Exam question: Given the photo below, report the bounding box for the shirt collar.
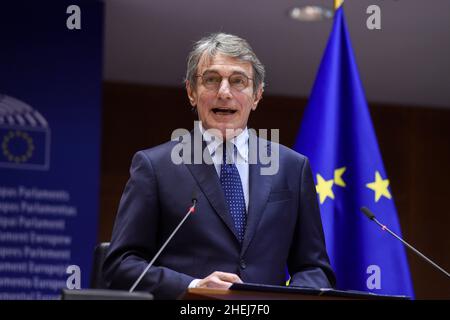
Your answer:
[199,122,249,161]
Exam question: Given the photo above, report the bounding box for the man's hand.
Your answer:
[196,271,243,289]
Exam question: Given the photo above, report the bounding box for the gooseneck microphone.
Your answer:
[360,206,450,279]
[129,190,199,293]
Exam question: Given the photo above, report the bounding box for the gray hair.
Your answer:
[185,33,265,94]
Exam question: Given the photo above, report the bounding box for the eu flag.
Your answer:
[0,127,50,170]
[294,6,414,297]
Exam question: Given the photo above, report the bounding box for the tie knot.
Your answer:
[222,142,236,165]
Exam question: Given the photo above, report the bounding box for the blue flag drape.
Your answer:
[293,6,414,297]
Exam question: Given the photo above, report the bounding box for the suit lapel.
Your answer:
[241,135,272,255]
[183,128,240,241]
[181,128,273,248]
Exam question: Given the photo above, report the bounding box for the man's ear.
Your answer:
[186,81,197,106]
[252,85,264,111]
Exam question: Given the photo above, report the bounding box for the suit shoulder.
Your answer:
[263,139,309,164]
[133,140,178,164]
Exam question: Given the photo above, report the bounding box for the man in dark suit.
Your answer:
[103,33,335,299]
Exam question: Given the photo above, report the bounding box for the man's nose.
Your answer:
[217,79,232,99]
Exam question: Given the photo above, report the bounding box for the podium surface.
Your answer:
[181,283,410,300]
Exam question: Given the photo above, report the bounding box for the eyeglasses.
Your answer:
[195,71,253,91]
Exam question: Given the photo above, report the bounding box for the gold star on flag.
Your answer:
[366,171,392,202]
[316,174,334,204]
[334,167,347,187]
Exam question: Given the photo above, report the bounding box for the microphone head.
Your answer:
[361,207,375,220]
[191,189,199,204]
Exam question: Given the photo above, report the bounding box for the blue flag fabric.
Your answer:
[293,7,414,297]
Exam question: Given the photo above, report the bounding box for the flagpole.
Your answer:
[334,0,344,10]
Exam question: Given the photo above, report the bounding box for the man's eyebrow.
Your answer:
[202,69,249,76]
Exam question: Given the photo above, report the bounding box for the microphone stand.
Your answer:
[129,199,197,293]
[361,207,450,279]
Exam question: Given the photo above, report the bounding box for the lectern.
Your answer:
[180,283,410,300]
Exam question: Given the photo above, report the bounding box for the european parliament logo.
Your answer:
[0,94,50,170]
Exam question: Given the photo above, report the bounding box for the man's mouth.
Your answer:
[212,108,237,115]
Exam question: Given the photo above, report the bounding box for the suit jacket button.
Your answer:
[240,259,247,269]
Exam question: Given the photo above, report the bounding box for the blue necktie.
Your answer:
[220,142,247,243]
